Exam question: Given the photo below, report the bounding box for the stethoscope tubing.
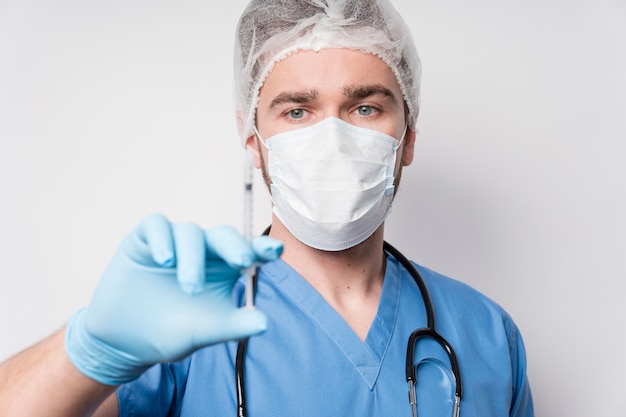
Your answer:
[235,238,463,416]
[384,241,463,413]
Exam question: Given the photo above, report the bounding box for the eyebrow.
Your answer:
[343,84,397,101]
[269,89,319,109]
[267,84,398,109]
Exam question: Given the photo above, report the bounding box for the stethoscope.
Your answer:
[235,238,463,417]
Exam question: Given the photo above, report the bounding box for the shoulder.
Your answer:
[412,262,511,319]
[407,262,526,352]
[406,263,534,415]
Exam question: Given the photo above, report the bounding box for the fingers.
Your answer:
[135,214,209,294]
[204,225,255,268]
[137,213,175,266]
[173,223,255,295]
[251,235,283,262]
[193,308,268,346]
[205,226,284,266]
[172,223,207,295]
[135,214,283,295]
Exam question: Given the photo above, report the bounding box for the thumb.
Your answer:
[193,308,268,347]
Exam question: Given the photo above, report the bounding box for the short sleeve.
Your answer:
[505,316,535,417]
[116,359,190,417]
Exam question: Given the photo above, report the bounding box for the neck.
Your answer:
[269,216,386,340]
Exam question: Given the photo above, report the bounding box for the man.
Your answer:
[0,1,534,416]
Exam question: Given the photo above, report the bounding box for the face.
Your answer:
[246,48,416,186]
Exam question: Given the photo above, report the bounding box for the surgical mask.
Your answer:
[255,117,405,251]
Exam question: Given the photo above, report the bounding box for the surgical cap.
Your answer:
[233,0,422,144]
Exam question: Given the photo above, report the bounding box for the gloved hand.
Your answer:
[65,213,282,385]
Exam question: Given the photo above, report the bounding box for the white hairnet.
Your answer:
[233,0,421,144]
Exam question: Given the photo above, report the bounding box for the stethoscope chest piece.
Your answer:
[236,240,463,417]
[407,345,462,417]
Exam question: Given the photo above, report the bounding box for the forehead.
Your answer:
[258,48,403,101]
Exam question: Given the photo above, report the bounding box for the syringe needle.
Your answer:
[243,147,255,309]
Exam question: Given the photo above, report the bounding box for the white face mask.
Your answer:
[256,117,405,251]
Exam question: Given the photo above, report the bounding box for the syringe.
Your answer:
[243,147,255,308]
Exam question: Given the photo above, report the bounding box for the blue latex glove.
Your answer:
[65,213,282,385]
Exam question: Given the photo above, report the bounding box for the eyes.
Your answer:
[287,108,307,120]
[285,105,379,121]
[355,105,375,117]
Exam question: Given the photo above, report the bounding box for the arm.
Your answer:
[0,213,282,416]
[0,330,116,417]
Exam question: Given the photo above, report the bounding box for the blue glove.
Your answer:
[65,213,282,385]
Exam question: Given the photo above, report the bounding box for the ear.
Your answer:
[245,134,263,169]
[401,127,417,166]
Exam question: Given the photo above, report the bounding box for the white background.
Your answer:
[1,0,624,415]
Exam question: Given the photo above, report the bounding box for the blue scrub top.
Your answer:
[117,255,534,416]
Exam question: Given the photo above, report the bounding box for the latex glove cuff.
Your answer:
[65,309,149,386]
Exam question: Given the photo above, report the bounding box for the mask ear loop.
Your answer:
[395,125,409,150]
[252,125,269,150]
